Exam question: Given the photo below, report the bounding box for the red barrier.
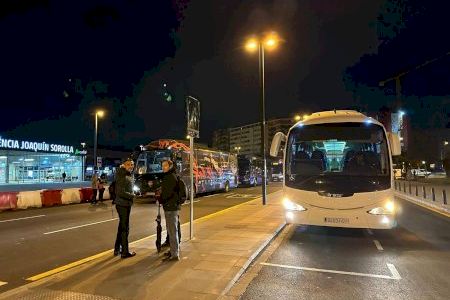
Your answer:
[0,192,18,210]
[41,190,62,207]
[79,188,93,203]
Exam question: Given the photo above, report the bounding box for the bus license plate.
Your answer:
[324,217,349,224]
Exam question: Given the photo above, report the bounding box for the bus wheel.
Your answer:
[189,185,197,200]
[224,181,230,193]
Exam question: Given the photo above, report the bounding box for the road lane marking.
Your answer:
[0,281,7,287]
[387,263,402,280]
[366,228,374,235]
[0,215,45,223]
[182,200,200,206]
[260,262,401,280]
[373,240,384,251]
[43,218,118,235]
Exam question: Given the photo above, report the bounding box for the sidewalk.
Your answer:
[0,190,285,300]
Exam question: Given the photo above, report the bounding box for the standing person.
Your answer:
[97,175,105,203]
[114,159,136,258]
[91,172,99,204]
[160,160,181,261]
[62,172,67,182]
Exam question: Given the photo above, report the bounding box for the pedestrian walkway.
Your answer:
[0,190,285,300]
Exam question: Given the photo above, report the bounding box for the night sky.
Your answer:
[1,0,448,149]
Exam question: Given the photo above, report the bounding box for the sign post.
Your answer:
[186,96,200,240]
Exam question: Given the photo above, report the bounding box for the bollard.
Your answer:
[431,187,435,202]
[443,190,447,205]
[415,184,419,197]
[403,182,407,193]
[408,182,412,194]
[423,186,426,199]
[394,181,397,190]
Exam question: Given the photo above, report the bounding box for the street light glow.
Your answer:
[263,33,279,50]
[96,110,105,117]
[294,115,301,121]
[444,141,449,146]
[245,39,258,52]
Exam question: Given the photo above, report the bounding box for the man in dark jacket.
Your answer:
[160,160,181,261]
[114,159,136,258]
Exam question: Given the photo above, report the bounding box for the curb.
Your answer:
[220,221,287,296]
[395,191,450,218]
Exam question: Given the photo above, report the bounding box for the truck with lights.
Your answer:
[270,110,401,229]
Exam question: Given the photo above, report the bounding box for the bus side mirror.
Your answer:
[387,132,401,156]
[270,132,287,157]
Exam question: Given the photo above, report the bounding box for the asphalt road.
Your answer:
[0,183,282,293]
[241,197,450,300]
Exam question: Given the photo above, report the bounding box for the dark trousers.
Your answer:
[115,205,131,254]
[98,188,105,202]
[91,189,98,203]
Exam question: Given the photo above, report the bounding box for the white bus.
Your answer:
[270,110,401,229]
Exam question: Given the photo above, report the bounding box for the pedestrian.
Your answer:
[159,160,181,261]
[91,172,98,204]
[113,159,136,258]
[97,175,106,203]
[62,172,66,182]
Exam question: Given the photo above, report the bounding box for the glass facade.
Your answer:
[0,150,83,184]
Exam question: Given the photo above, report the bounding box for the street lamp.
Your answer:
[294,115,301,122]
[244,31,281,205]
[234,146,241,155]
[94,110,105,173]
[81,142,86,181]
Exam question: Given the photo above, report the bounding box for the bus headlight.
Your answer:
[133,185,140,192]
[283,198,306,211]
[368,201,395,215]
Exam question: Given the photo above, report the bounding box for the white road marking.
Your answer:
[44,218,118,235]
[182,200,200,206]
[387,263,402,280]
[366,228,374,235]
[373,240,384,251]
[0,281,7,287]
[0,215,45,223]
[260,262,401,280]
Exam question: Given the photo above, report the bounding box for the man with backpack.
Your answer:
[159,159,185,261]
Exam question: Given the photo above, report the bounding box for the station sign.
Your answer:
[0,136,75,154]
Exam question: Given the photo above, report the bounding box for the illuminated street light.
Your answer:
[234,146,241,154]
[444,141,449,146]
[422,160,426,165]
[294,115,301,122]
[94,110,105,172]
[243,31,282,205]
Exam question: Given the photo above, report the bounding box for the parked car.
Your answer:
[410,169,431,177]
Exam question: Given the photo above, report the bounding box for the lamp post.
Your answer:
[94,110,104,172]
[245,32,280,205]
[81,142,86,181]
[234,146,241,155]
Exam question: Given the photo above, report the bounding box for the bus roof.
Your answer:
[291,110,383,129]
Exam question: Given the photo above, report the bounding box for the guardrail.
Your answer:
[394,180,449,214]
[0,187,110,211]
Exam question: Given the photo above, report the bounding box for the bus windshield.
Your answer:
[286,122,390,193]
[135,150,172,174]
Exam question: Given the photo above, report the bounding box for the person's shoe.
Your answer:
[121,252,136,259]
[163,255,180,262]
[113,249,121,256]
[161,241,170,248]
[163,251,171,257]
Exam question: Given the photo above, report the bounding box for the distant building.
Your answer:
[373,107,410,153]
[212,118,294,156]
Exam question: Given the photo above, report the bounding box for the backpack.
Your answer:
[176,176,188,204]
[109,181,116,203]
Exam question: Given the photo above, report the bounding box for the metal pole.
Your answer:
[189,136,194,239]
[259,42,267,205]
[94,113,98,172]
